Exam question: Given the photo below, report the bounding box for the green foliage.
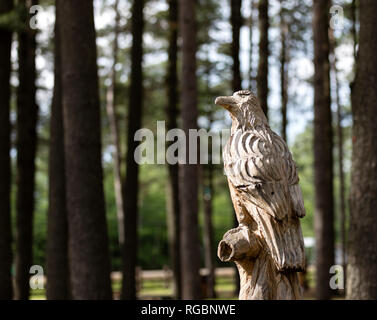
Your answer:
[291,124,315,237]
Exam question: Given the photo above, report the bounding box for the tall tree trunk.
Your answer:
[351,0,357,61]
[231,0,242,91]
[202,163,216,299]
[248,0,255,91]
[347,0,377,300]
[279,1,288,142]
[201,56,216,300]
[179,0,201,300]
[15,0,39,300]
[0,0,14,300]
[106,0,124,247]
[231,0,243,296]
[166,0,182,300]
[46,4,69,300]
[312,0,334,300]
[329,31,346,294]
[257,0,269,117]
[57,0,112,299]
[121,0,144,300]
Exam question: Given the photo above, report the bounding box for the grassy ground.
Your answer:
[30,268,320,300]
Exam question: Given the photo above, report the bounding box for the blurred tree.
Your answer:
[230,0,242,296]
[0,0,13,300]
[201,141,216,299]
[121,0,144,300]
[329,30,346,292]
[231,0,242,91]
[351,0,357,61]
[57,0,112,299]
[277,0,311,143]
[105,0,125,248]
[165,0,182,299]
[200,51,216,299]
[248,0,255,91]
[46,3,69,300]
[347,0,377,300]
[196,0,226,298]
[257,0,269,117]
[312,0,334,300]
[15,0,38,300]
[179,0,202,300]
[279,0,288,142]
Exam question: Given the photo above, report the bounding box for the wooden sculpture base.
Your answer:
[218,226,303,300]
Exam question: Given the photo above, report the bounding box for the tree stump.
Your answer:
[216,90,306,300]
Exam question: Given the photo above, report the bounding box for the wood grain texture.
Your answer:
[216,90,306,300]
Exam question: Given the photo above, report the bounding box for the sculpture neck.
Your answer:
[230,112,269,133]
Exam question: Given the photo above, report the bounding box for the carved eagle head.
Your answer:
[215,90,268,130]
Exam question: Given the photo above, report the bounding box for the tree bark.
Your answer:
[257,0,269,117]
[248,0,255,91]
[312,0,334,300]
[347,0,377,300]
[0,0,14,300]
[106,0,125,247]
[46,4,70,300]
[231,0,242,91]
[329,31,346,293]
[351,0,357,61]
[202,163,216,298]
[179,0,202,300]
[279,1,288,143]
[231,0,243,296]
[57,0,112,299]
[166,0,182,300]
[15,0,39,300]
[121,0,144,300]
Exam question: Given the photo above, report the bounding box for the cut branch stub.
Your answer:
[218,226,260,262]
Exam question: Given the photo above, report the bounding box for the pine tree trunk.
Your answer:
[202,164,216,299]
[15,0,39,300]
[166,0,182,300]
[57,0,112,299]
[351,0,357,61]
[179,0,201,300]
[257,0,269,117]
[329,31,346,293]
[248,0,255,91]
[312,0,334,300]
[347,0,377,300]
[0,0,14,300]
[46,5,69,300]
[231,0,243,296]
[121,0,144,300]
[279,1,288,143]
[106,0,125,247]
[231,0,242,91]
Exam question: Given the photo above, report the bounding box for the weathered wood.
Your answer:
[216,90,306,300]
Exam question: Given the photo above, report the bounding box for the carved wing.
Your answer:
[224,127,306,271]
[224,127,306,221]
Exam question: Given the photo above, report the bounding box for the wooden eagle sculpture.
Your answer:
[215,90,306,300]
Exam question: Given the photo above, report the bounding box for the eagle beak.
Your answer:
[215,96,238,112]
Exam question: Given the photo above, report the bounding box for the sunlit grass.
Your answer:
[29,269,318,300]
